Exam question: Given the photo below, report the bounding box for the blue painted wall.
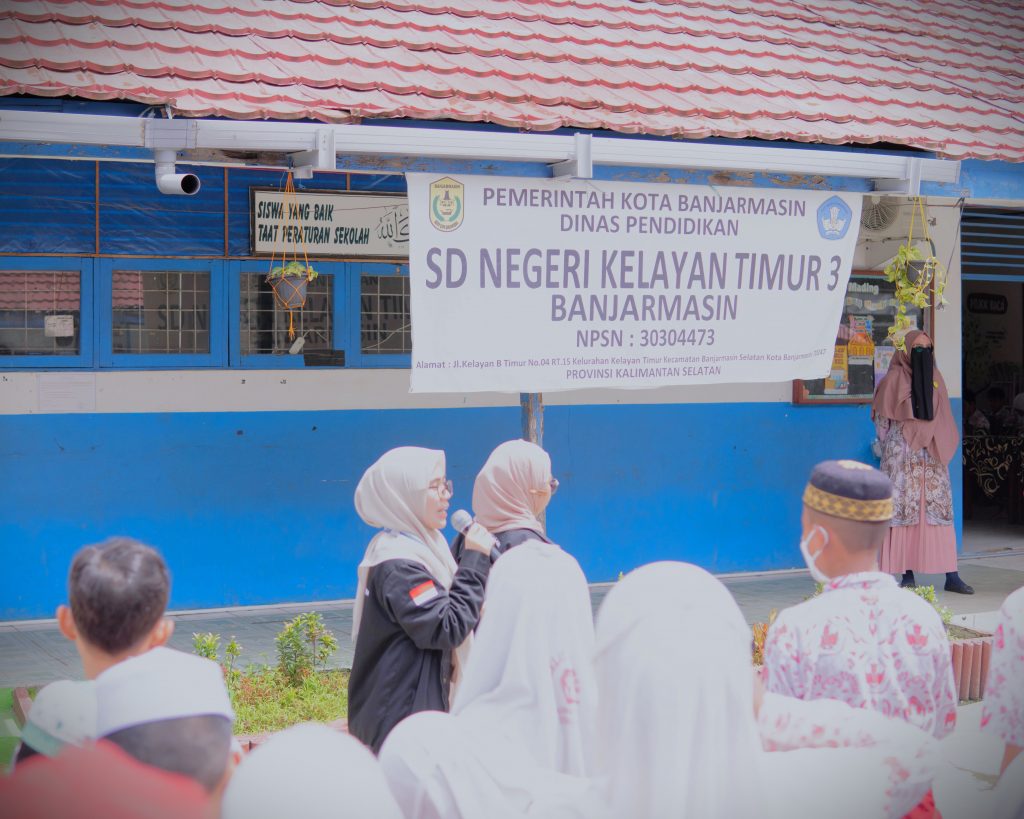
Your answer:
[0,400,964,620]
[0,158,405,256]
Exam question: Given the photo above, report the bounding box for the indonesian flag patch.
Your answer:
[409,580,439,607]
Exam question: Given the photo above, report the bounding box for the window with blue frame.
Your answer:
[0,256,411,370]
[240,270,333,355]
[0,269,82,354]
[348,261,411,368]
[97,259,226,368]
[0,257,93,367]
[111,270,210,354]
[361,264,411,355]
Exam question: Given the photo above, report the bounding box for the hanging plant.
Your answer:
[883,197,948,350]
[267,260,318,310]
[265,172,317,338]
[267,259,319,283]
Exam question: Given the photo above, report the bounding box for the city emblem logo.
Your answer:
[429,177,464,232]
[817,195,853,240]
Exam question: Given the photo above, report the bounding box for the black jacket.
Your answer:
[450,526,552,564]
[347,549,491,753]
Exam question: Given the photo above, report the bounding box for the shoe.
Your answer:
[944,578,975,595]
[899,571,916,589]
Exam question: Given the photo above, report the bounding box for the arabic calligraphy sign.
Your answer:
[250,189,409,257]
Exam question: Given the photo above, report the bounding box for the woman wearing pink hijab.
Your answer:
[452,439,560,562]
[872,330,972,593]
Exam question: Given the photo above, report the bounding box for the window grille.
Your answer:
[962,207,1024,278]
[111,271,210,354]
[361,273,411,354]
[240,273,333,355]
[0,270,81,355]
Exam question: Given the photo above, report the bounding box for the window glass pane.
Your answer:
[111,270,210,354]
[0,270,81,356]
[361,274,410,354]
[239,273,333,355]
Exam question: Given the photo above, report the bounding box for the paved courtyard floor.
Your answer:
[2,553,1022,688]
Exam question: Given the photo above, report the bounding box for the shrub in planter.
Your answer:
[275,612,338,686]
[191,616,346,741]
[751,609,778,667]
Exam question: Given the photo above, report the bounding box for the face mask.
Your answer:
[799,525,831,584]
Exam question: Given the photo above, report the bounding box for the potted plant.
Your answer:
[266,260,318,309]
[883,200,948,347]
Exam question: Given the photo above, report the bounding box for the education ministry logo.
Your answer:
[429,176,464,232]
[817,195,853,240]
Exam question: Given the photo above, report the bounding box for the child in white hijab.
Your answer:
[586,562,939,819]
[222,723,402,819]
[378,542,597,818]
[348,446,494,753]
[453,440,558,562]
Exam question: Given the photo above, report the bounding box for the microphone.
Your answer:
[451,509,501,560]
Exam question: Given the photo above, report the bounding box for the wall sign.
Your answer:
[967,293,1008,315]
[44,315,75,338]
[406,174,862,394]
[250,189,408,257]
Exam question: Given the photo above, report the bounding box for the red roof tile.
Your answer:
[0,0,1022,160]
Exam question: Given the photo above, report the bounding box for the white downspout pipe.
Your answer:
[154,148,201,195]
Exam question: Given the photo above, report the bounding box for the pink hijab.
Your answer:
[472,440,551,534]
[872,330,959,465]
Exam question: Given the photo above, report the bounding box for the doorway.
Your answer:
[961,207,1024,553]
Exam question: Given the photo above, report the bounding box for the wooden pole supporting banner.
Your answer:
[520,392,544,446]
[521,391,545,526]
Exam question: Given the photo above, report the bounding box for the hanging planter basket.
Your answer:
[883,197,948,349]
[267,262,317,309]
[265,171,320,341]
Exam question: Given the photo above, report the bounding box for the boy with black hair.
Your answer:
[57,537,174,679]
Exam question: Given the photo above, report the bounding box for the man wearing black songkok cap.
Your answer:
[763,460,958,749]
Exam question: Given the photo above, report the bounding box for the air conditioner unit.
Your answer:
[860,196,914,239]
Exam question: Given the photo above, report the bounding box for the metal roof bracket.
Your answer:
[143,118,199,151]
[550,133,593,179]
[288,128,337,179]
[871,157,924,195]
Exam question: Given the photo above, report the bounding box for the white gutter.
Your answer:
[0,110,960,194]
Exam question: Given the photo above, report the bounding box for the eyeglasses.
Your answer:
[530,478,559,496]
[427,478,453,498]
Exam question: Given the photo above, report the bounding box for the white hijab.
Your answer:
[590,562,938,819]
[379,543,597,818]
[352,447,458,648]
[472,440,551,535]
[222,723,402,819]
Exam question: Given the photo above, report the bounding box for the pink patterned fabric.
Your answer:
[758,693,939,818]
[764,572,957,739]
[876,417,957,573]
[981,586,1024,748]
[880,519,958,574]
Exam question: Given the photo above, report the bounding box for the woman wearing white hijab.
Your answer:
[452,440,559,562]
[348,447,494,753]
[222,723,402,819]
[586,562,939,819]
[379,542,597,818]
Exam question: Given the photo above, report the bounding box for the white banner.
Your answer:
[407,174,862,393]
[251,190,408,257]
